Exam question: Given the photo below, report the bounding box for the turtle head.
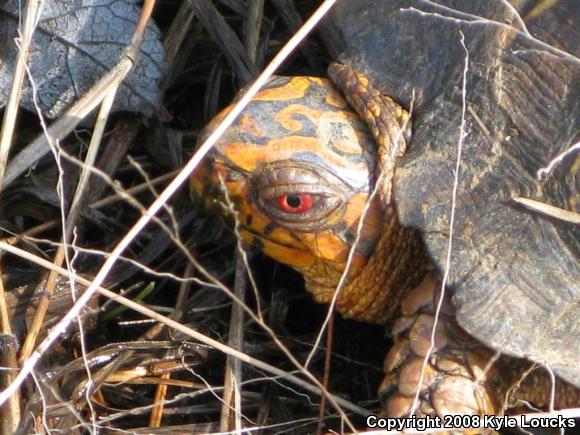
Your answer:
[192,75,424,323]
[192,77,388,304]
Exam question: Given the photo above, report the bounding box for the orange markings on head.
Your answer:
[273,104,320,132]
[272,103,368,159]
[325,90,349,109]
[239,113,267,138]
[221,136,368,177]
[192,75,386,295]
[252,76,311,101]
[221,138,312,173]
[317,111,371,155]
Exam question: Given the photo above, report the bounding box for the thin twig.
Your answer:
[148,261,195,427]
[409,30,469,416]
[0,0,155,405]
[219,174,264,321]
[0,2,364,430]
[18,25,120,364]
[220,252,247,432]
[0,2,44,429]
[537,141,579,180]
[316,311,335,434]
[0,240,369,417]
[512,197,580,224]
[18,247,66,361]
[0,0,43,184]
[0,273,21,433]
[304,92,415,369]
[0,0,359,429]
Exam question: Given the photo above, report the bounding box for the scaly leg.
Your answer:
[380,274,579,420]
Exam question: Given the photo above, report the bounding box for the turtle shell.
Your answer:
[325,0,580,386]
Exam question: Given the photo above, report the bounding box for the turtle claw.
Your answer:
[380,274,498,420]
[431,375,494,416]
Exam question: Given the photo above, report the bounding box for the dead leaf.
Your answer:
[0,0,165,118]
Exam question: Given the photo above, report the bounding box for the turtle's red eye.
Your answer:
[276,194,313,213]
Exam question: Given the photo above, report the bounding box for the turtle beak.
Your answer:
[237,227,317,268]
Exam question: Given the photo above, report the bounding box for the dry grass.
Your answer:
[0,1,578,434]
[0,1,382,433]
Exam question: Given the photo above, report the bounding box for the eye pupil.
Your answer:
[286,195,301,208]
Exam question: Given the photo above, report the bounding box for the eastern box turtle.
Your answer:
[192,0,579,421]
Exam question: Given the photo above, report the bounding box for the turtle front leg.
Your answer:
[379,274,497,418]
[380,274,579,419]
